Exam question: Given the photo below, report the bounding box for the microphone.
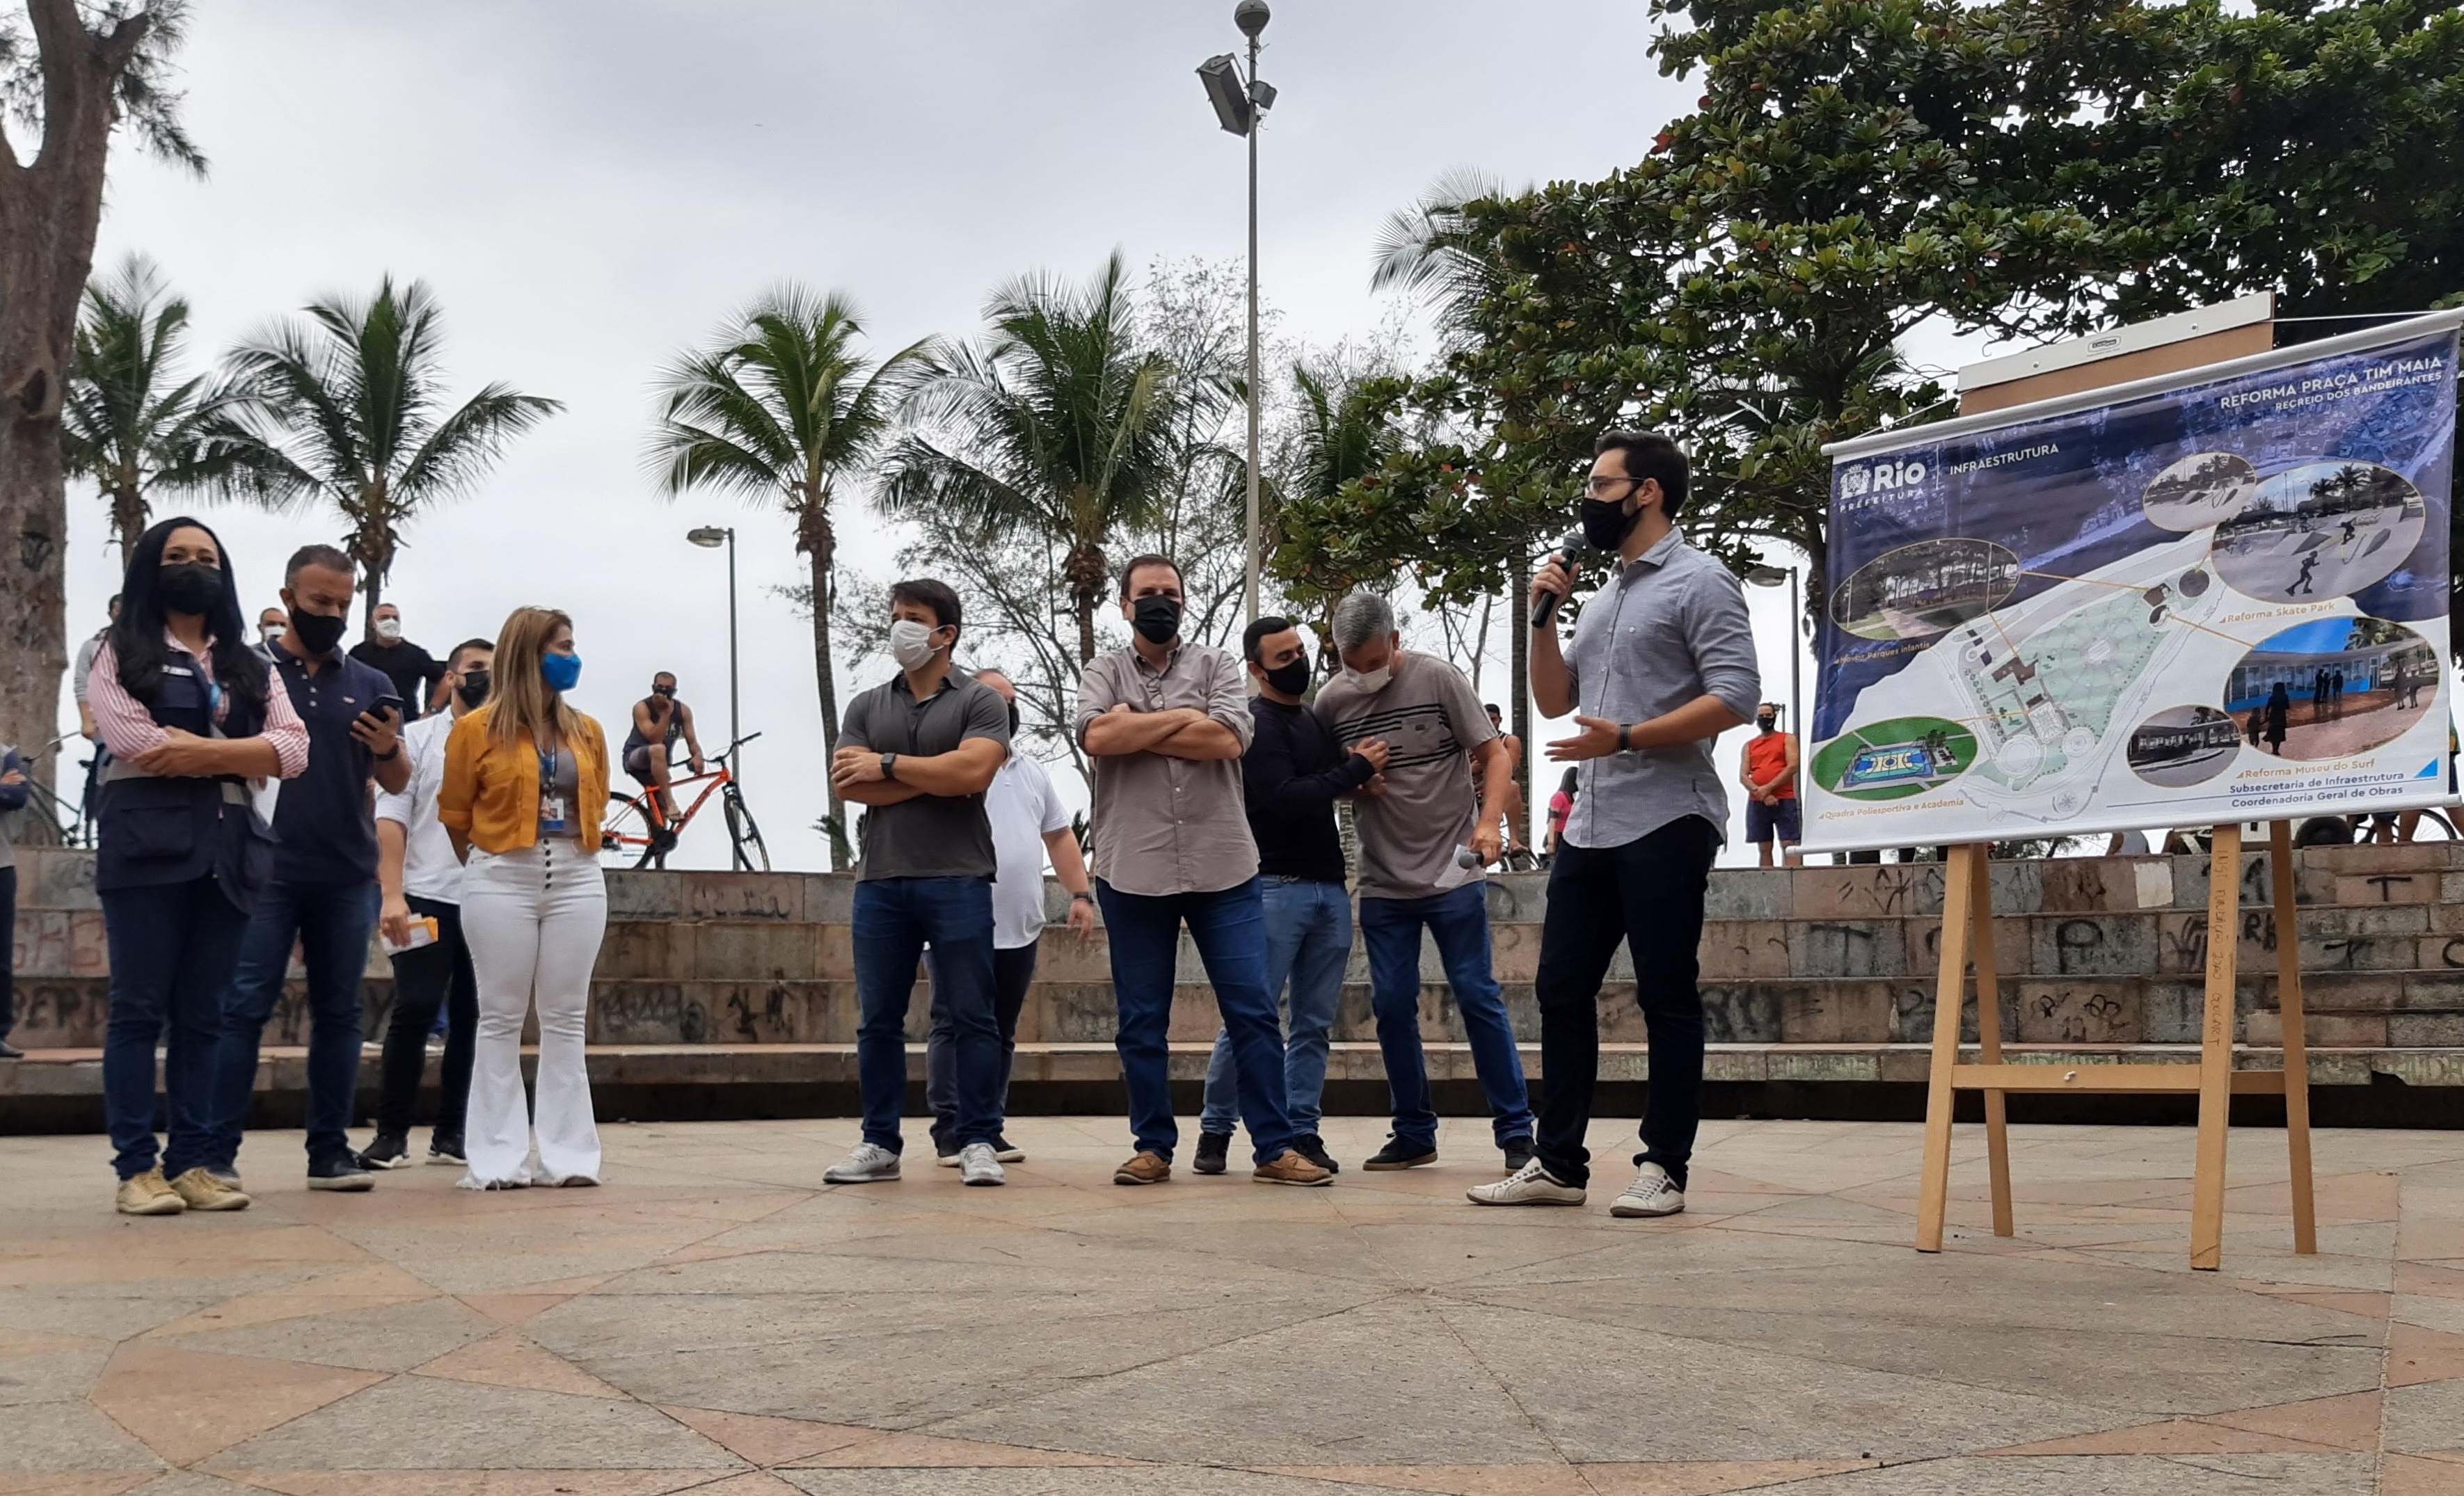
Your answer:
[1528,526,1591,631]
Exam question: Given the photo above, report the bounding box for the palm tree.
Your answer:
[206,276,561,632]
[647,285,932,870]
[60,254,243,569]
[1369,168,1512,346]
[1278,360,1399,663]
[878,252,1183,666]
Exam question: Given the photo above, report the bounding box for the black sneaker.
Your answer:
[934,1138,963,1169]
[0,1040,23,1059]
[308,1152,374,1192]
[992,1135,1026,1163]
[427,1132,466,1165]
[1192,1131,1232,1176]
[1364,1136,1438,1171]
[1294,1133,1340,1175]
[357,1131,411,1170]
[1502,1136,1536,1174]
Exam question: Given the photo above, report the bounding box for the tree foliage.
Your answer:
[647,285,932,869]
[1313,0,2464,626]
[205,276,562,635]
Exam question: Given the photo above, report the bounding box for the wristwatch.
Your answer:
[1070,891,1095,905]
[1615,724,1632,752]
[880,753,898,781]
[374,743,401,763]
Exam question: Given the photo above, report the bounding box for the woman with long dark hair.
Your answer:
[85,518,308,1215]
[438,606,611,1188]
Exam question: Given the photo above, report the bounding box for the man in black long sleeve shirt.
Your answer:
[1192,618,1389,1177]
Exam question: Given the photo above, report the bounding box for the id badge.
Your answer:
[541,795,569,831]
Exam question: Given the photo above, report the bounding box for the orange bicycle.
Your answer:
[601,732,770,871]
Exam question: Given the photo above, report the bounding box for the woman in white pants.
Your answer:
[437,606,611,1189]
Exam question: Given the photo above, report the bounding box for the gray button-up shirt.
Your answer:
[1075,641,1259,897]
[1564,530,1761,849]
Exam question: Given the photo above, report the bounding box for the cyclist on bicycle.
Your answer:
[623,672,704,822]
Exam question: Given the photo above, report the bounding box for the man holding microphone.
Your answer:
[1469,431,1758,1218]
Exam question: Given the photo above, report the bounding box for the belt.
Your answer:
[100,758,252,805]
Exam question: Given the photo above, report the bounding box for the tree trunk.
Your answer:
[111,480,146,575]
[1063,536,1108,665]
[0,5,153,800]
[798,500,851,870]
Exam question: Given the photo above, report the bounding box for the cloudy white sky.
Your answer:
[61,0,1834,868]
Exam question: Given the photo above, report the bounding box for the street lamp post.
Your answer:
[1745,561,1803,738]
[1199,1,1276,623]
[686,525,740,777]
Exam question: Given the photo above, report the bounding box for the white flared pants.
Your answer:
[459,841,607,1187]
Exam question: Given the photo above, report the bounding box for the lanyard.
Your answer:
[537,745,559,784]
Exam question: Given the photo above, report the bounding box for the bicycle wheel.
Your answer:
[723,788,771,873]
[602,790,676,870]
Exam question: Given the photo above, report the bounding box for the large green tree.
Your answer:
[647,286,932,870]
[61,253,241,569]
[0,0,197,783]
[208,276,562,636]
[877,252,1186,667]
[1318,0,2464,633]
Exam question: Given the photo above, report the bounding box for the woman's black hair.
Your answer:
[1559,767,1579,793]
[111,515,269,706]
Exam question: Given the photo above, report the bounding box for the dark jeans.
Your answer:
[852,876,1002,1153]
[1095,875,1293,1165]
[1534,815,1716,1191]
[210,878,381,1168]
[1359,882,1534,1151]
[372,896,478,1139]
[0,864,15,1043]
[924,941,1038,1148]
[101,879,249,1180]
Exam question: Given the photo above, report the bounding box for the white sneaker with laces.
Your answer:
[1466,1157,1586,1207]
[958,1142,1006,1187]
[1610,1162,1685,1218]
[824,1143,901,1184]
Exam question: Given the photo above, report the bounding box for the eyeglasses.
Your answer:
[1583,476,1642,498]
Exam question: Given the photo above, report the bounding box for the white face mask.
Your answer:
[888,618,943,671]
[1343,663,1393,694]
[374,619,403,642]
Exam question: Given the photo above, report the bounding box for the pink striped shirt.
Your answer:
[85,632,310,779]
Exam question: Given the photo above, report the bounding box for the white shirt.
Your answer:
[988,752,1072,950]
[375,711,463,903]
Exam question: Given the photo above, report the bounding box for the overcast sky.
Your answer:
[62,1,1832,868]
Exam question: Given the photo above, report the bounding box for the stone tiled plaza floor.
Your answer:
[4,1117,2462,1495]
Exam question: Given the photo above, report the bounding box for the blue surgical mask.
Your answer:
[541,651,582,694]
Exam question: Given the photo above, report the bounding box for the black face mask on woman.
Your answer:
[157,562,221,617]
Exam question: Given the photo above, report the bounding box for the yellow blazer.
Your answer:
[438,703,610,856]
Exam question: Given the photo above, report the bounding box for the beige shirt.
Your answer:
[1074,641,1258,897]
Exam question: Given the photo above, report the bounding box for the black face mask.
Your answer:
[288,609,347,656]
[456,670,491,708]
[1757,715,1777,733]
[1006,700,1022,735]
[1262,658,1311,697]
[652,685,675,699]
[1131,595,1182,645]
[1581,495,1642,551]
[157,562,221,616]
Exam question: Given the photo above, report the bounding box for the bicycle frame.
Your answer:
[601,732,762,858]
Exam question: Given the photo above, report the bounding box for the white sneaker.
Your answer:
[958,1142,1006,1187]
[824,1143,901,1184]
[1609,1162,1685,1218]
[1466,1157,1586,1207]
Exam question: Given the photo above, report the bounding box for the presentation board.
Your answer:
[1805,312,2461,853]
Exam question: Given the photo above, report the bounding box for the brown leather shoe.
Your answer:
[1113,1151,1171,1186]
[1253,1149,1334,1187]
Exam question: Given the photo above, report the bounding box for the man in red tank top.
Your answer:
[1740,703,1799,866]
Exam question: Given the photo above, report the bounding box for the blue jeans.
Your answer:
[1097,876,1292,1165]
[210,878,381,1168]
[852,877,1001,1153]
[101,880,250,1181]
[1359,882,1534,1151]
[1199,877,1351,1138]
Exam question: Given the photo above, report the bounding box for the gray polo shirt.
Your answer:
[1074,641,1257,897]
[1564,530,1760,850]
[838,671,1010,881]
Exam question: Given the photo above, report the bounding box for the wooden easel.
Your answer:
[1914,822,2316,1268]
